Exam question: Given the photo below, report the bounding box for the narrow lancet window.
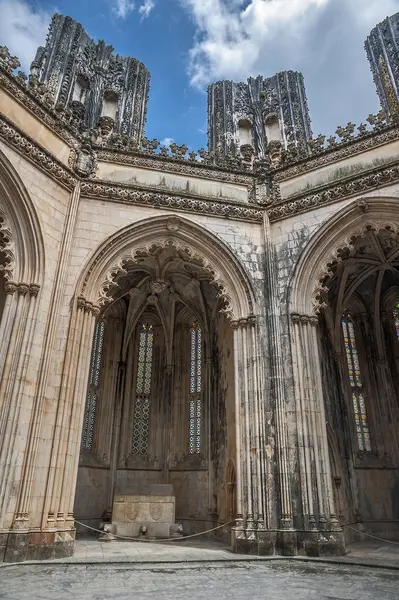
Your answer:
[189,322,202,454]
[341,313,371,452]
[132,323,154,455]
[82,320,105,450]
[393,303,399,341]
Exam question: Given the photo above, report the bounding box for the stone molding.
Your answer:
[0,71,78,149]
[78,215,255,322]
[3,65,399,224]
[0,67,254,183]
[269,159,399,221]
[0,116,77,190]
[0,115,262,223]
[273,125,399,182]
[96,149,255,186]
[80,181,264,222]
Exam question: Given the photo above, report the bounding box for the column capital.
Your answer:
[77,295,101,316]
[291,313,317,325]
[232,315,257,329]
[4,281,17,295]
[29,283,41,297]
[17,282,30,296]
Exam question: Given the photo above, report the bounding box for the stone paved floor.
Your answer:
[46,537,399,568]
[1,561,399,600]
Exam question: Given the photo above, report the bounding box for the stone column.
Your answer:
[0,282,40,532]
[52,298,98,528]
[231,316,269,554]
[290,313,343,556]
[263,214,294,555]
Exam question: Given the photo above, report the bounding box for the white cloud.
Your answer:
[139,0,155,19]
[181,0,399,135]
[161,137,174,146]
[114,0,135,19]
[0,0,51,72]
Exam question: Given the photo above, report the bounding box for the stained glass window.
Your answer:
[82,320,105,450]
[189,322,202,454]
[132,323,154,455]
[341,313,371,452]
[394,303,399,341]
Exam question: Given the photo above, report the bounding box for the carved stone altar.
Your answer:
[112,484,176,538]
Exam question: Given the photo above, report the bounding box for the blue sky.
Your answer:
[1,0,399,151]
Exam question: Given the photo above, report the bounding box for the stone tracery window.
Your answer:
[132,323,154,455]
[82,320,105,450]
[393,303,399,341]
[189,321,202,454]
[341,313,371,452]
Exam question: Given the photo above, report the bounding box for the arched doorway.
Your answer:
[290,198,399,544]
[73,239,237,533]
[47,215,265,543]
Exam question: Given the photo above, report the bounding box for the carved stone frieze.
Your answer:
[268,159,399,221]
[0,70,77,149]
[80,181,264,222]
[95,149,255,186]
[274,125,399,182]
[0,116,77,190]
[0,209,15,281]
[311,222,399,313]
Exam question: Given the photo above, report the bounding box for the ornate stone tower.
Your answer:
[365,12,399,119]
[207,71,313,162]
[30,13,150,146]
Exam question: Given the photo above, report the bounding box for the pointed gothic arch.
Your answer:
[290,197,399,317]
[47,214,265,539]
[289,196,399,543]
[0,149,44,287]
[77,214,256,321]
[0,149,45,533]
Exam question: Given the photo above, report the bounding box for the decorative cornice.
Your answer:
[274,124,399,182]
[3,65,399,226]
[0,116,77,190]
[96,149,255,186]
[268,159,399,221]
[80,181,264,222]
[0,114,261,222]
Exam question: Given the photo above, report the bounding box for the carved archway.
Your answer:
[49,214,264,537]
[0,149,44,287]
[77,215,256,321]
[0,149,45,533]
[290,197,399,316]
[289,197,399,542]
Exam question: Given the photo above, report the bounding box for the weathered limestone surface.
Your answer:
[113,486,176,538]
[1,11,399,564]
